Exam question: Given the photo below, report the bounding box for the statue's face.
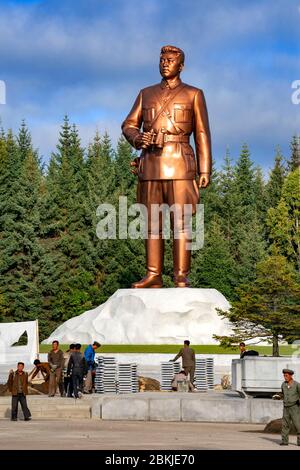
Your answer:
[159,52,183,79]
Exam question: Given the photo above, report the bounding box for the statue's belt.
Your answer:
[163,134,190,143]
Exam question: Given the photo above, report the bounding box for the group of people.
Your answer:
[169,340,300,446]
[37,340,101,398]
[5,338,300,446]
[6,339,101,421]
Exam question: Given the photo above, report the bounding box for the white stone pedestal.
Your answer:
[43,288,232,345]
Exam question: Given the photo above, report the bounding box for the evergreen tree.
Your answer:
[229,144,265,283]
[39,117,94,328]
[233,215,266,283]
[214,255,300,356]
[86,130,115,206]
[108,135,146,289]
[17,120,33,162]
[85,130,116,305]
[0,129,45,326]
[265,146,286,210]
[253,165,267,223]
[267,168,300,272]
[191,217,237,299]
[287,135,300,172]
[218,148,236,242]
[113,135,137,199]
[232,143,256,208]
[200,160,222,224]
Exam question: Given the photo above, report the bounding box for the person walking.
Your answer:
[171,340,196,385]
[280,368,300,446]
[67,344,88,399]
[83,341,101,394]
[48,340,64,397]
[7,362,31,421]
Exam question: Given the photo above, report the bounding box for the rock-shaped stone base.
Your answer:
[43,288,232,345]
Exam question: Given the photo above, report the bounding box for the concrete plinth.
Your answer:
[181,397,250,423]
[101,396,149,421]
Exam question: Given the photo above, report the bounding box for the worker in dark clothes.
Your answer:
[7,362,31,421]
[67,343,88,399]
[171,340,196,385]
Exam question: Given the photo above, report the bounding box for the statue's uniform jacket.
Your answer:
[122,77,212,181]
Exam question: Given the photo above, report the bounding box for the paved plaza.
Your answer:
[0,419,299,450]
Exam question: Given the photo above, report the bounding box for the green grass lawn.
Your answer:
[39,344,295,355]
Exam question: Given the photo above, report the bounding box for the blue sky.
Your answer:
[0,0,299,172]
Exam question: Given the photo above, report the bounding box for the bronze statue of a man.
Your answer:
[122,45,212,288]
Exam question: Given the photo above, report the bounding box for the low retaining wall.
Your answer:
[91,392,283,424]
[0,393,283,423]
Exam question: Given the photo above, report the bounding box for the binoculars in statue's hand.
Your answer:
[141,129,165,149]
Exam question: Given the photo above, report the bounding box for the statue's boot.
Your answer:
[173,237,191,288]
[132,238,164,288]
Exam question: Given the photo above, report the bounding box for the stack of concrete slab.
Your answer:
[95,357,117,394]
[195,358,215,391]
[95,357,139,394]
[206,358,214,389]
[160,362,181,390]
[117,363,139,394]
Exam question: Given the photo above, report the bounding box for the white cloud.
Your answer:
[0,0,298,168]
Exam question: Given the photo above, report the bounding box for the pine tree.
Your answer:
[190,217,237,299]
[287,135,300,172]
[107,135,146,289]
[233,214,266,283]
[85,130,116,305]
[113,135,137,200]
[39,117,94,328]
[200,160,222,224]
[265,146,286,210]
[267,168,300,272]
[17,120,33,162]
[0,128,45,326]
[232,143,256,208]
[214,255,300,356]
[229,144,265,283]
[253,166,267,223]
[218,148,237,242]
[86,130,115,207]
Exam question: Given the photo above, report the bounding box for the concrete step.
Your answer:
[0,397,91,419]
